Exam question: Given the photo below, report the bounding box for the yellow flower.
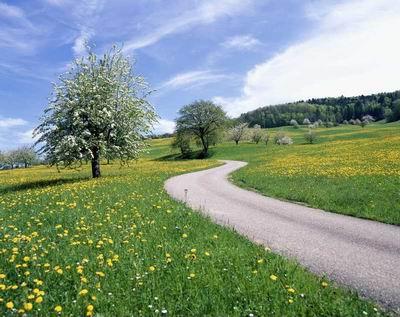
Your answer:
[189,273,195,278]
[257,259,264,264]
[6,301,14,309]
[0,274,5,279]
[54,305,62,313]
[288,299,294,304]
[182,233,188,238]
[87,304,94,311]
[35,296,43,303]
[148,266,156,272]
[321,281,328,288]
[23,256,30,262]
[204,251,210,256]
[79,289,88,296]
[288,288,295,293]
[269,274,278,281]
[56,268,63,274]
[24,302,33,311]
[95,271,105,277]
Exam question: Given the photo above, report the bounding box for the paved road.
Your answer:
[165,160,400,311]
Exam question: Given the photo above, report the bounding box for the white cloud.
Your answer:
[222,35,261,50]
[215,0,400,117]
[17,129,37,144]
[124,0,254,51]
[0,2,24,19]
[160,70,230,90]
[153,119,175,135]
[0,117,27,128]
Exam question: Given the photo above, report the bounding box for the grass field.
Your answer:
[0,141,386,316]
[206,122,399,225]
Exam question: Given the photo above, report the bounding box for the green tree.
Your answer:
[175,100,227,157]
[35,46,157,178]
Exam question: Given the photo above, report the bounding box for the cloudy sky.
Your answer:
[1,0,399,149]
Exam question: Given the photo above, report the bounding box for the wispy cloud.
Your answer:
[215,0,400,116]
[124,0,254,51]
[153,119,176,135]
[160,70,230,90]
[222,35,261,50]
[0,117,27,128]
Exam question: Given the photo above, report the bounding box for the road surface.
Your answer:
[165,160,400,311]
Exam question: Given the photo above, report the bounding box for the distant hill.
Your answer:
[239,91,400,128]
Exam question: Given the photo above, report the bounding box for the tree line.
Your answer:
[0,146,38,169]
[239,91,400,128]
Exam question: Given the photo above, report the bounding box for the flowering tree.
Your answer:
[35,46,157,178]
[230,123,248,145]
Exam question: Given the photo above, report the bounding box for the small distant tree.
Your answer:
[34,45,157,178]
[15,146,37,168]
[343,120,349,124]
[251,124,262,144]
[304,130,317,144]
[290,119,299,128]
[362,115,374,123]
[263,131,270,146]
[175,100,227,157]
[274,131,293,145]
[230,123,248,145]
[4,150,18,169]
[303,118,311,125]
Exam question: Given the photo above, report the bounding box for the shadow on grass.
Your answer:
[0,177,90,195]
[154,149,215,161]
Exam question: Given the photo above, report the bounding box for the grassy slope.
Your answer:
[210,122,400,225]
[0,144,385,316]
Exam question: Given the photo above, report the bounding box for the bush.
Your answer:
[290,119,299,128]
[274,132,293,145]
[343,120,349,124]
[172,133,192,158]
[303,118,311,125]
[304,130,317,144]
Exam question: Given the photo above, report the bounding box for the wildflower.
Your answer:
[96,271,105,277]
[182,233,188,238]
[288,299,294,304]
[321,281,328,288]
[0,274,5,279]
[6,301,14,309]
[79,289,89,296]
[288,288,295,293]
[204,251,210,256]
[148,266,156,272]
[24,302,33,311]
[270,274,278,281]
[35,296,43,303]
[54,305,62,313]
[87,304,94,312]
[23,256,30,262]
[257,259,264,264]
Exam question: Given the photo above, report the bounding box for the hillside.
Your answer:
[239,91,400,128]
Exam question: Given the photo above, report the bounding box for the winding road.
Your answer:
[165,160,400,311]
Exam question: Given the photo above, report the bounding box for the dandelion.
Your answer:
[35,296,43,303]
[96,271,105,277]
[321,281,328,288]
[79,289,89,296]
[270,274,278,281]
[288,299,294,304]
[6,301,14,309]
[54,305,62,313]
[148,266,156,272]
[24,302,33,311]
[182,233,188,238]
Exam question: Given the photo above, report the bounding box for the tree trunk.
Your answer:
[91,147,101,178]
[235,140,239,145]
[200,135,208,156]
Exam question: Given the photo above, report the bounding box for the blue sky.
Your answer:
[1,0,399,149]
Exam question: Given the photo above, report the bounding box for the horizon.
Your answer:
[1,0,400,150]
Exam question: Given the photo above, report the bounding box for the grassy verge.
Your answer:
[210,122,400,225]
[0,156,385,316]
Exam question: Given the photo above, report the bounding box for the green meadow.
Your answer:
[0,124,394,316]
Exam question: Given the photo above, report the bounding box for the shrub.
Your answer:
[304,130,317,144]
[290,119,299,128]
[324,121,334,128]
[362,115,374,123]
[355,119,362,125]
[274,132,293,145]
[343,120,349,124]
[303,118,311,125]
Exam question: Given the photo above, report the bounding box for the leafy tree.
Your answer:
[290,119,299,128]
[15,146,37,168]
[230,123,248,145]
[171,131,192,158]
[303,118,311,125]
[35,46,157,178]
[263,131,270,146]
[175,100,227,157]
[3,150,18,169]
[251,124,262,144]
[304,130,317,144]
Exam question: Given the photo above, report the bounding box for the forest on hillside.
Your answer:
[239,91,400,128]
